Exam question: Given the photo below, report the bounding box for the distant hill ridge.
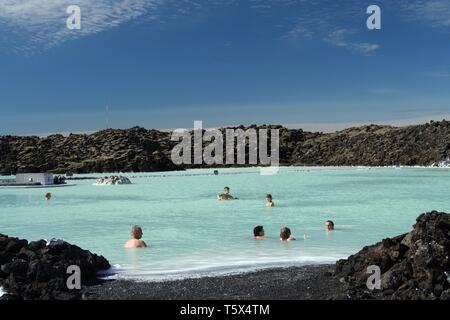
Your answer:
[1,120,450,174]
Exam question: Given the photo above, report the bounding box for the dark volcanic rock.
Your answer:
[0,234,110,300]
[335,211,450,300]
[0,127,179,174]
[2,120,450,174]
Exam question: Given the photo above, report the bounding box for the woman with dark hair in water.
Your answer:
[265,194,274,207]
[325,220,335,231]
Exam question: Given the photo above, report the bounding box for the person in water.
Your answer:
[253,226,265,240]
[45,192,52,201]
[280,227,308,241]
[265,194,274,207]
[280,227,295,241]
[325,220,335,231]
[124,225,147,248]
[217,186,236,200]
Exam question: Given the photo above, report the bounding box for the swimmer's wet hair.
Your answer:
[224,186,230,190]
[326,220,335,227]
[253,226,264,237]
[131,225,142,235]
[280,227,291,240]
[266,194,272,199]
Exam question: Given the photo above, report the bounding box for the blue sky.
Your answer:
[0,0,449,135]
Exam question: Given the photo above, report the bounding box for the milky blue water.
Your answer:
[1,167,450,281]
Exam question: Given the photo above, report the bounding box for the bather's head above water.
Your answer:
[325,220,335,231]
[265,194,274,207]
[280,226,295,241]
[217,186,236,200]
[124,225,147,249]
[131,225,143,239]
[253,225,265,239]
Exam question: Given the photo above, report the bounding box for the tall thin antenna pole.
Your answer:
[106,105,110,129]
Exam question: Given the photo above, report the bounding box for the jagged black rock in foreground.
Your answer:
[2,120,450,174]
[0,235,110,300]
[335,211,450,300]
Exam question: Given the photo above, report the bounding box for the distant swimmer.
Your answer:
[325,220,335,231]
[217,186,237,200]
[265,194,274,207]
[253,226,265,240]
[45,192,52,201]
[124,225,147,249]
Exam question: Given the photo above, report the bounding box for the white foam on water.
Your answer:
[105,256,341,282]
[0,287,6,298]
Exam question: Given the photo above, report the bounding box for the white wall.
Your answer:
[15,173,54,185]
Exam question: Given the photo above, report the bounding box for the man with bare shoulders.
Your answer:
[124,225,147,248]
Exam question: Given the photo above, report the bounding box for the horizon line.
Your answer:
[5,114,450,138]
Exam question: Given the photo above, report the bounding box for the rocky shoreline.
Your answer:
[81,265,343,300]
[0,235,110,300]
[335,211,450,300]
[1,120,450,174]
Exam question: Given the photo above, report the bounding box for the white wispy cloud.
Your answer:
[0,0,162,53]
[323,29,380,55]
[399,0,450,28]
[323,29,355,48]
[279,0,450,55]
[2,0,449,55]
[281,1,380,55]
[284,24,314,39]
[0,0,242,53]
